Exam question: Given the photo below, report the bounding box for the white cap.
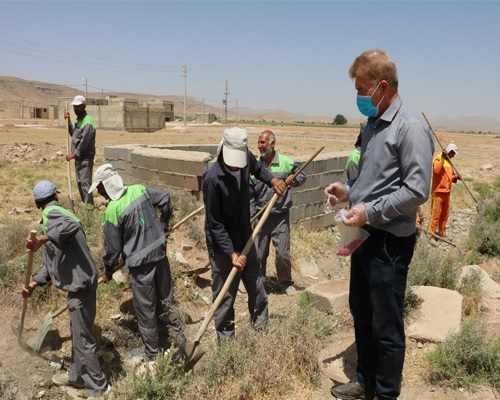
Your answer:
[70,95,86,106]
[220,127,248,168]
[445,143,458,156]
[88,163,126,200]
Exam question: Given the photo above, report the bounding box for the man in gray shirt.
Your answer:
[326,50,434,400]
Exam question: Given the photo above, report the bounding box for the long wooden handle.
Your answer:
[422,112,478,204]
[66,102,75,211]
[192,193,279,345]
[18,230,37,339]
[167,205,204,235]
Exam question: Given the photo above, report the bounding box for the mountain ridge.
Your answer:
[0,76,499,132]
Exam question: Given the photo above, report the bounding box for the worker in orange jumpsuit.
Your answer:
[429,143,461,238]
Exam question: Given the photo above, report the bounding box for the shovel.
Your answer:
[183,146,325,369]
[65,102,76,213]
[13,230,37,351]
[31,205,205,352]
[183,193,279,368]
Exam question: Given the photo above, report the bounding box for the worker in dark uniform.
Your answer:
[21,180,108,397]
[64,95,96,205]
[203,127,286,342]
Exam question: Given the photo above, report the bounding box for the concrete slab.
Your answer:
[306,280,349,314]
[407,286,462,343]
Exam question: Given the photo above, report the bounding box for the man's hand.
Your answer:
[341,204,368,227]
[270,178,286,197]
[285,175,294,186]
[26,234,49,253]
[231,252,247,271]
[65,153,76,162]
[324,182,347,205]
[19,281,38,298]
[64,111,71,120]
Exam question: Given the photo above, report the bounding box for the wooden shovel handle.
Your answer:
[18,230,37,339]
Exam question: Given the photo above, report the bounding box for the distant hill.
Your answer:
[1,76,499,132]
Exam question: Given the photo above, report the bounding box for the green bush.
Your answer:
[125,352,189,400]
[466,192,500,256]
[426,319,500,388]
[191,293,329,398]
[408,240,460,290]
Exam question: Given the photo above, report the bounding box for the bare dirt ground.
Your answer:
[0,119,499,400]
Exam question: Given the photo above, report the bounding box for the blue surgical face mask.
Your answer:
[356,81,384,117]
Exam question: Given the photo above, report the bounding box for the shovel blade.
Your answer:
[11,325,36,353]
[32,311,53,352]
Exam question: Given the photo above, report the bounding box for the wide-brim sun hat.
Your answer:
[445,143,458,156]
[88,163,126,200]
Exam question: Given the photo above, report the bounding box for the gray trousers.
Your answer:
[210,246,268,342]
[67,290,108,396]
[256,211,293,287]
[75,157,94,205]
[128,257,181,360]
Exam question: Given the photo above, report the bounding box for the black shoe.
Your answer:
[331,381,371,400]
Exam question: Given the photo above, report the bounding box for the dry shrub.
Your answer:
[182,293,331,399]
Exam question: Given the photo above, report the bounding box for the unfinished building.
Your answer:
[57,96,174,132]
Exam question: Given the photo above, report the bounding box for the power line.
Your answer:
[0,32,181,71]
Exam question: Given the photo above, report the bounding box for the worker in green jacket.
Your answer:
[89,164,184,362]
[64,95,96,205]
[250,130,306,295]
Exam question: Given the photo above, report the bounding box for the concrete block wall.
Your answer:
[104,144,349,231]
[57,98,167,132]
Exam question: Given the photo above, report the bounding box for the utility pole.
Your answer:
[183,64,187,127]
[83,78,88,98]
[223,79,229,125]
[202,98,205,124]
[236,98,239,127]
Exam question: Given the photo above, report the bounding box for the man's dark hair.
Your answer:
[35,194,56,207]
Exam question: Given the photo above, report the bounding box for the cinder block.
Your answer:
[157,171,200,191]
[132,166,159,186]
[292,190,310,207]
[320,171,343,187]
[313,159,328,174]
[295,218,312,231]
[290,205,305,223]
[132,148,212,176]
[301,174,320,191]
[326,153,350,171]
[300,162,314,176]
[104,147,118,160]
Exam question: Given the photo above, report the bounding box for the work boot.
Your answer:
[331,381,374,400]
[51,372,85,389]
